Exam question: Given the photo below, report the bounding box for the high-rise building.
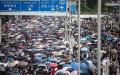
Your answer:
[104,0,119,12]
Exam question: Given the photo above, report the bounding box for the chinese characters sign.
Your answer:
[0,0,66,12]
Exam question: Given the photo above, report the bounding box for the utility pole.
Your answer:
[0,17,1,44]
[68,0,72,60]
[97,0,102,75]
[78,0,81,75]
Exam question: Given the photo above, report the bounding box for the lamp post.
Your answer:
[97,0,102,75]
[68,0,72,60]
[0,17,1,44]
[77,0,81,75]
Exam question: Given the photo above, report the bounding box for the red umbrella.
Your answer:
[18,45,26,49]
[49,63,57,67]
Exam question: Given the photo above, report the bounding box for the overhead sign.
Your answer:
[70,4,76,14]
[70,2,76,14]
[0,0,21,11]
[0,0,66,12]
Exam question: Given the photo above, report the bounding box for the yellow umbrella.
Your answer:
[75,44,82,48]
[74,33,78,35]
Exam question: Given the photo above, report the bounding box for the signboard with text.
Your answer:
[0,0,66,12]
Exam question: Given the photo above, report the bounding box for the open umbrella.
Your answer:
[0,53,5,56]
[62,67,72,72]
[81,47,89,52]
[80,62,89,75]
[54,70,65,75]
[49,63,57,68]
[34,53,43,56]
[0,66,5,71]
[49,58,58,63]
[37,64,46,68]
[71,71,77,75]
[7,63,16,67]
[70,62,78,71]
[18,61,28,66]
[45,62,51,66]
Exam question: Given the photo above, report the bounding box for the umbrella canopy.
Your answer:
[45,62,51,66]
[81,47,89,52]
[18,61,28,66]
[38,64,46,66]
[8,71,21,75]
[0,66,5,71]
[13,61,19,65]
[70,62,78,71]
[49,63,57,68]
[0,53,5,56]
[80,62,89,74]
[52,51,63,56]
[54,70,65,75]
[71,71,77,75]
[34,53,43,56]
[7,63,16,67]
[57,45,66,49]
[62,67,72,72]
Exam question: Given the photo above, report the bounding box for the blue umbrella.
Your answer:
[34,57,44,62]
[70,62,78,71]
[64,64,71,67]
[80,62,89,75]
[81,38,87,43]
[81,47,89,52]
[9,71,21,75]
[32,48,37,51]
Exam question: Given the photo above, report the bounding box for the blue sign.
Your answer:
[0,0,66,12]
[21,1,40,11]
[0,0,20,11]
[70,3,76,14]
[40,0,66,11]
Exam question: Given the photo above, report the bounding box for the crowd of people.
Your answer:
[0,13,119,75]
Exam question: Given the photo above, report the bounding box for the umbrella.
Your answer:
[87,42,92,45]
[62,67,72,72]
[8,52,14,56]
[38,64,46,67]
[81,47,89,52]
[49,58,58,62]
[0,63,8,67]
[45,62,51,66]
[64,71,71,75]
[36,45,44,49]
[57,45,66,49]
[54,70,65,75]
[80,38,88,43]
[34,57,44,62]
[47,40,53,43]
[81,38,87,41]
[70,62,78,71]
[9,35,15,37]
[0,53,5,56]
[80,62,89,74]
[49,63,57,67]
[52,52,63,56]
[34,53,42,56]
[18,61,28,66]
[13,61,19,65]
[8,71,21,75]
[64,64,71,67]
[71,71,77,75]
[7,63,16,67]
[18,45,25,49]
